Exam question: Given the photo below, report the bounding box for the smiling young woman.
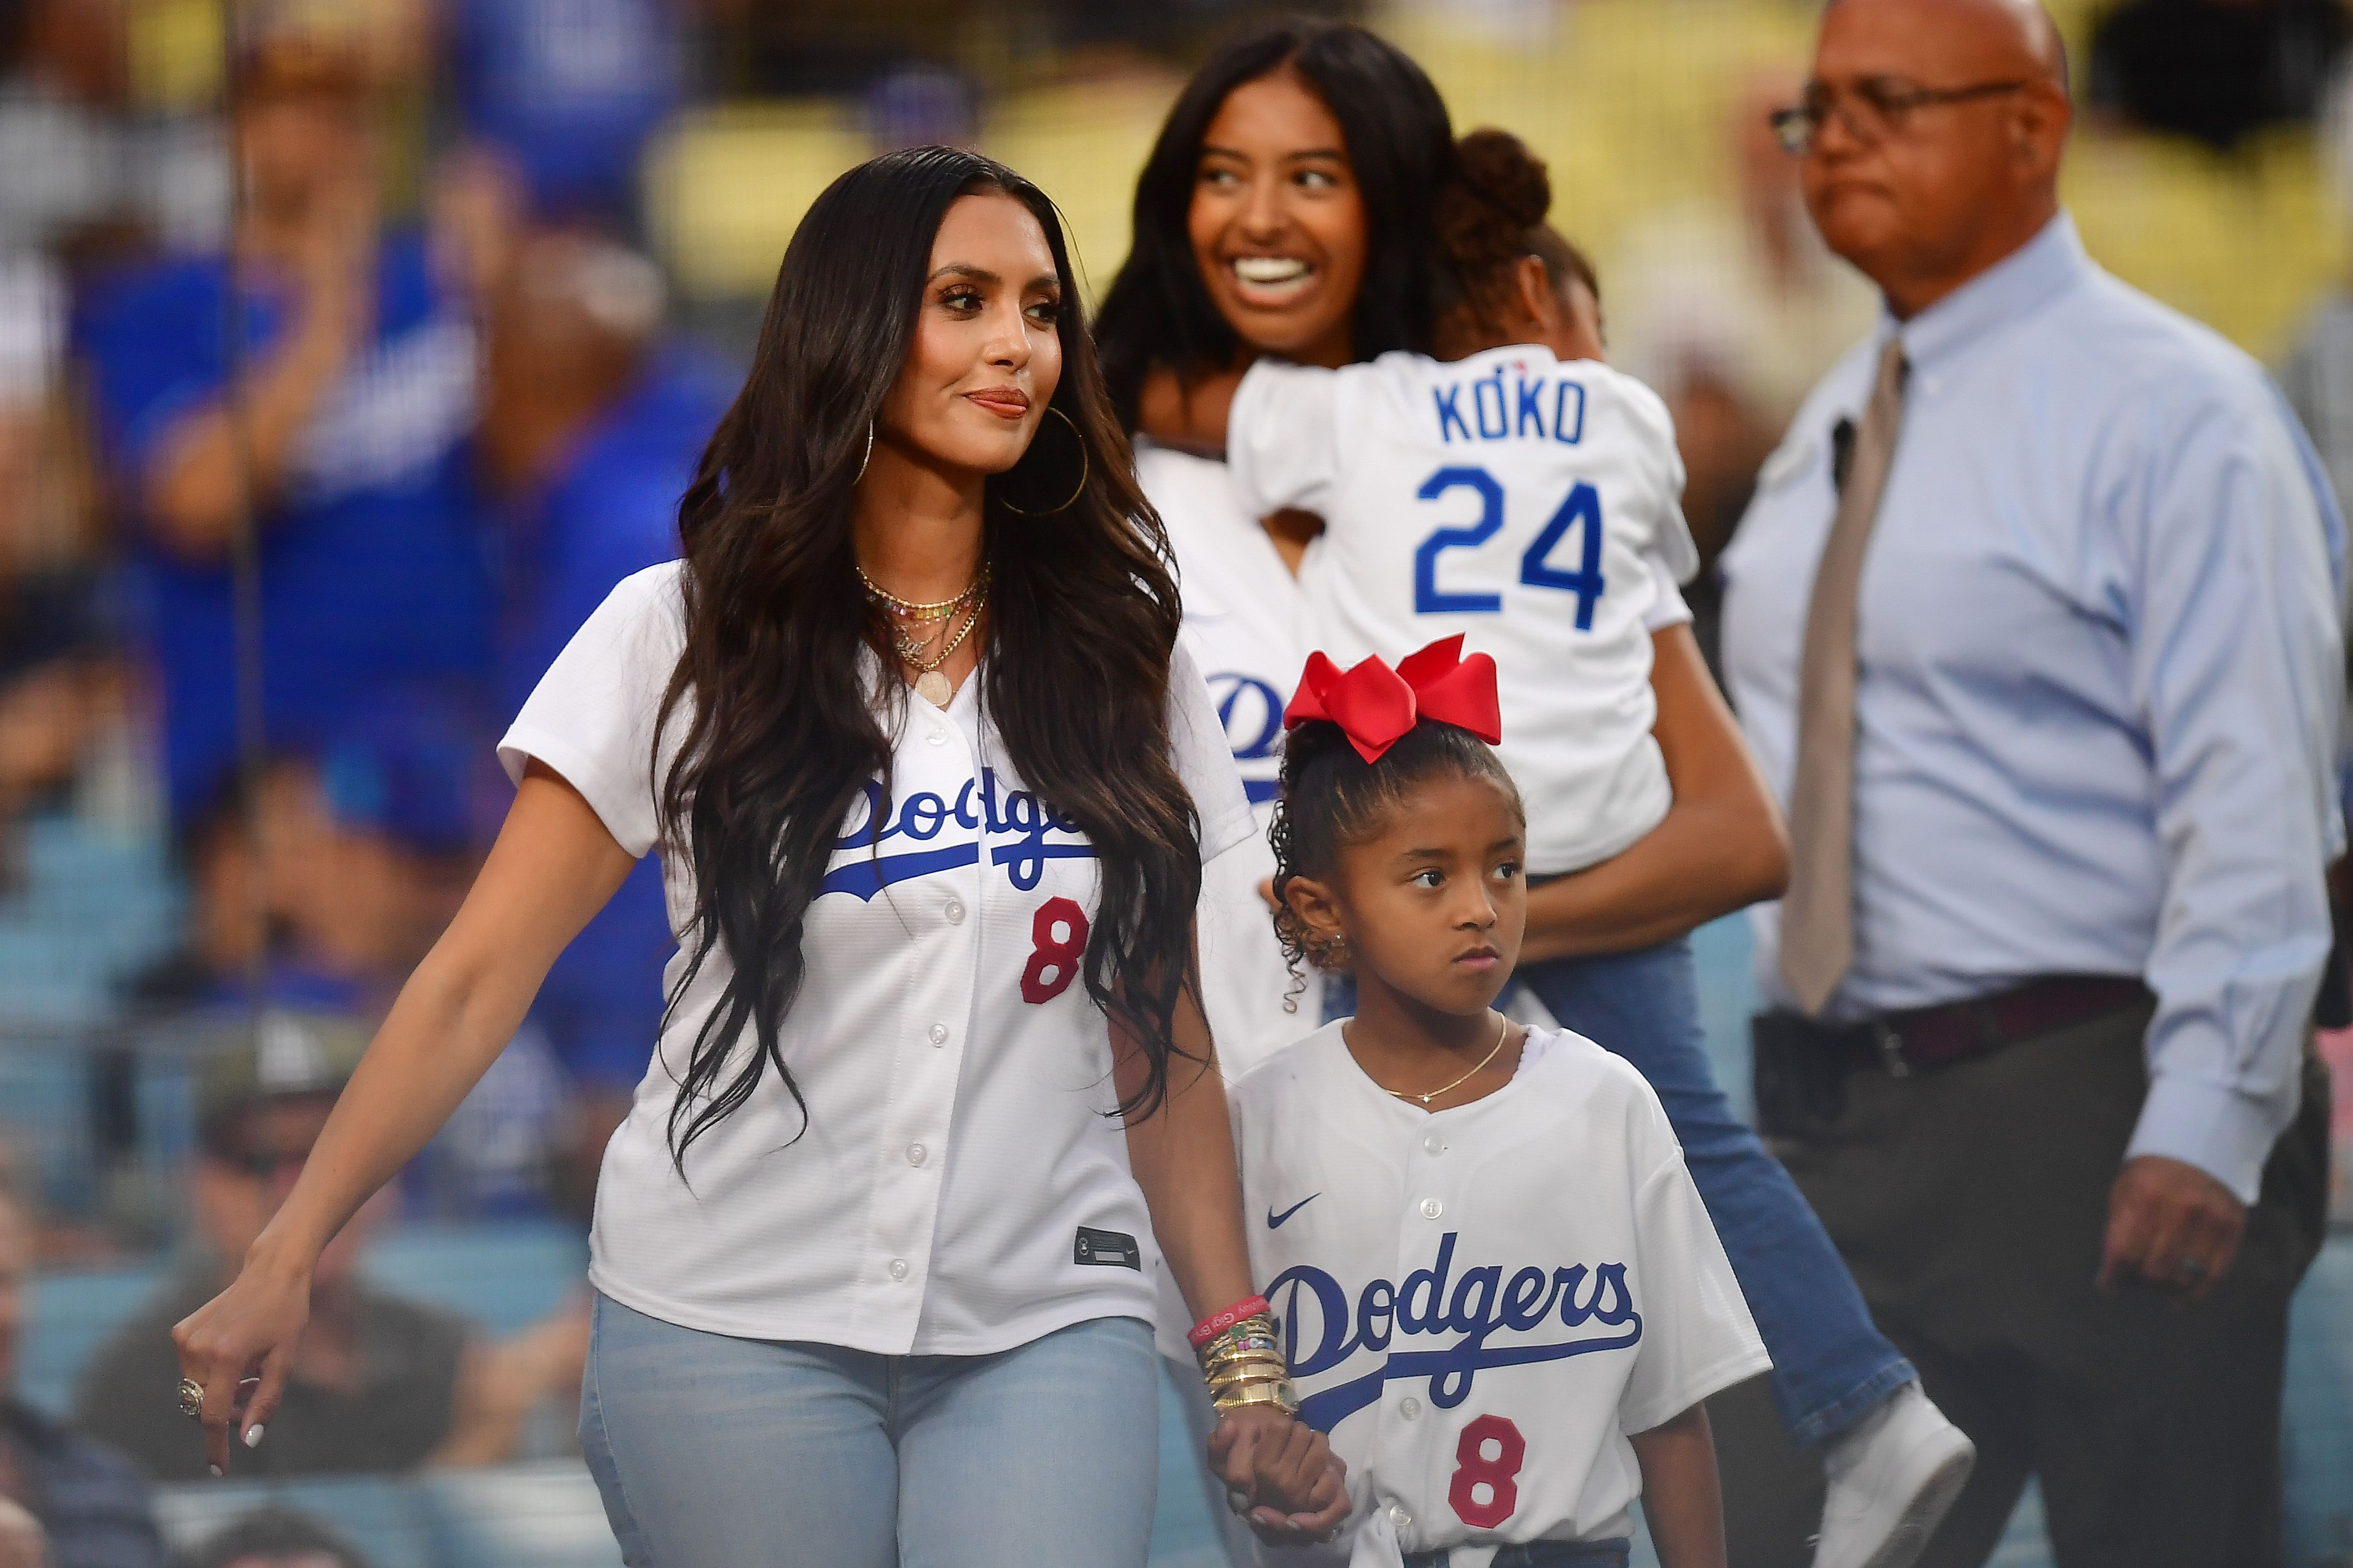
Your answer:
[166,146,1348,1567]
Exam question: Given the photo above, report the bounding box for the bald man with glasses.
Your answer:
[1720,0,2343,1563]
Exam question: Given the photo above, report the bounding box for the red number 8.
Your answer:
[1021,896,1090,1004]
[1447,1414,1525,1528]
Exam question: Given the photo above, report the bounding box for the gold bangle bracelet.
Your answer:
[1213,1384,1301,1417]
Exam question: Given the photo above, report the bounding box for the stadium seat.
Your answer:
[421,1461,624,1568]
[153,1473,437,1568]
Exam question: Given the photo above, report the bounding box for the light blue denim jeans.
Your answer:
[1515,935,1915,1448]
[579,1293,1161,1567]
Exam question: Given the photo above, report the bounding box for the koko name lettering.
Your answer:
[1432,366,1588,447]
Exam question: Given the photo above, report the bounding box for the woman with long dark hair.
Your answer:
[1097,24,1965,1568]
[166,145,1345,1566]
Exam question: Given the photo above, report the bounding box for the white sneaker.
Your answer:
[1811,1381,1976,1568]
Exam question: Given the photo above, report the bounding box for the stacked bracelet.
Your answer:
[1190,1296,1301,1419]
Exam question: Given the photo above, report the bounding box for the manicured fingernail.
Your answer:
[244,1424,265,1448]
[208,1464,221,1478]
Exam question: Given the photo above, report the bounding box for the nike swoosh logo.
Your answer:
[1267,1194,1320,1229]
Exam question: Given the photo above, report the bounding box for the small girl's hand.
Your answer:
[1206,1408,1350,1544]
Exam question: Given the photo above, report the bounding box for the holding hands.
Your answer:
[1208,1405,1350,1544]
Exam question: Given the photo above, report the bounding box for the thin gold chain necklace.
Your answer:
[856,562,984,619]
[1369,1012,1511,1107]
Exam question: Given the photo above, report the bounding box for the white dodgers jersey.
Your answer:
[1140,440,1323,1077]
[1232,1024,1768,1567]
[1228,347,1701,876]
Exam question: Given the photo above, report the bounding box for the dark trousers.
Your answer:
[1753,999,2331,1568]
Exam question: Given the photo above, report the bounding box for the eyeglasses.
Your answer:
[1769,77,2031,155]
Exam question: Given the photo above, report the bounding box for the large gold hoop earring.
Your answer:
[996,405,1088,517]
[854,420,873,485]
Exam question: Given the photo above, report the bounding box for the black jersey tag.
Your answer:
[1074,1227,1142,1270]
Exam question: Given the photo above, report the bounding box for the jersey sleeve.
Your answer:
[1168,639,1257,863]
[1618,377,1702,586]
[1616,1098,1771,1435]
[1640,551,1695,633]
[1226,359,1345,519]
[498,563,687,858]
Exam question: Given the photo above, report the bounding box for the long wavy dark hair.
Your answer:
[656,146,1202,1170]
[1094,18,1458,428]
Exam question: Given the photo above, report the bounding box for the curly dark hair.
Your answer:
[1268,714,1522,1006]
[1430,126,1602,337]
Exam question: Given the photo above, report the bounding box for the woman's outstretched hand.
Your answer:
[1207,1407,1350,1545]
[170,1249,313,1476]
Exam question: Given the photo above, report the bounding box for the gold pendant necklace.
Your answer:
[857,562,986,709]
[899,592,985,708]
[1380,1013,1510,1107]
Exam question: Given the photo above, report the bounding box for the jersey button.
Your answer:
[1398,1396,1422,1420]
[907,1143,927,1167]
[888,1258,910,1281]
[927,728,949,746]
[1422,1135,1446,1156]
[928,1022,950,1046]
[944,899,966,925]
[1419,1197,1443,1220]
[1388,1504,1411,1530]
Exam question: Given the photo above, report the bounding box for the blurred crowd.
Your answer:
[0,0,2348,1563]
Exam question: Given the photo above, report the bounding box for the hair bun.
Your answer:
[1456,129,1551,227]
[1434,128,1552,273]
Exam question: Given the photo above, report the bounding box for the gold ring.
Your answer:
[177,1376,204,1420]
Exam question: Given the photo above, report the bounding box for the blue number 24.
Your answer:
[1412,465,1607,630]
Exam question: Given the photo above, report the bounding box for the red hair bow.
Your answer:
[1282,636,1504,764]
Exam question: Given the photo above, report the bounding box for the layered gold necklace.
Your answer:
[857,563,989,708]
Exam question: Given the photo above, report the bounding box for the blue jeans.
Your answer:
[1516,937,1914,1448]
[579,1293,1161,1566]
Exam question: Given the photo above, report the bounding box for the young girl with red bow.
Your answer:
[1225,636,1768,1568]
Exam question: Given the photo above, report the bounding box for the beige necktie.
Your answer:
[1780,337,1908,1016]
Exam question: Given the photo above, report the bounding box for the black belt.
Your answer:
[1761,974,2150,1079]
[1403,1541,1630,1568]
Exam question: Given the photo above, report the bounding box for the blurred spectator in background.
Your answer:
[73,1014,581,1479]
[2089,0,2349,152]
[0,0,226,265]
[177,1504,369,1568]
[0,1166,169,1568]
[75,25,491,831]
[472,227,727,1204]
[126,695,482,1019]
[1608,70,1877,663]
[125,757,343,1016]
[442,0,686,229]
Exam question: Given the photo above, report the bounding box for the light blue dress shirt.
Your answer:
[1719,215,2345,1202]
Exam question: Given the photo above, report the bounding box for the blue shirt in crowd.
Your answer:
[488,345,731,1088]
[451,0,684,219]
[79,231,493,819]
[1720,215,2345,1202]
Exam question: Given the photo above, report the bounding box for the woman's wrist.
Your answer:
[243,1221,323,1284]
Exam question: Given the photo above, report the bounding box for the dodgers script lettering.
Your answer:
[1269,1232,1643,1431]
